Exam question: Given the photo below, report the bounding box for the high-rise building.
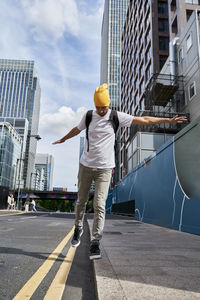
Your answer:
[34,153,54,191]
[162,10,200,121]
[0,59,41,188]
[0,122,22,189]
[100,0,130,110]
[0,117,29,189]
[120,0,188,179]
[169,0,200,40]
[100,0,130,183]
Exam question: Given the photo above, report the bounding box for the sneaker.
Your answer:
[71,227,83,247]
[89,242,101,260]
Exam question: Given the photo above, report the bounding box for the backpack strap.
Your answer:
[109,110,119,134]
[85,110,93,152]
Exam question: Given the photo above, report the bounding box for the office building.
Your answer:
[0,117,29,188]
[169,0,200,40]
[162,10,200,121]
[34,153,54,191]
[120,0,189,178]
[100,0,130,110]
[101,0,130,183]
[0,59,41,188]
[0,122,22,189]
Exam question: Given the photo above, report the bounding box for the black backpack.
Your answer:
[85,110,119,152]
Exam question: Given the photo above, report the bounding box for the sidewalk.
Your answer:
[87,215,200,300]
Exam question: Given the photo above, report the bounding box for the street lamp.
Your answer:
[17,134,41,209]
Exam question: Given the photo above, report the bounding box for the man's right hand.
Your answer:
[52,139,64,145]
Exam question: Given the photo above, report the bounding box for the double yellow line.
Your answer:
[13,226,76,300]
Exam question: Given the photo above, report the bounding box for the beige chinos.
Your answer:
[75,163,112,242]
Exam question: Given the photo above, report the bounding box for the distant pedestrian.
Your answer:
[7,195,11,209]
[53,83,187,260]
[24,200,29,212]
[10,194,15,209]
[31,199,37,212]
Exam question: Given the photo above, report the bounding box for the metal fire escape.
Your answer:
[130,73,189,139]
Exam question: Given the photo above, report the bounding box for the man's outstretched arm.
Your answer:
[132,115,188,125]
[52,127,81,144]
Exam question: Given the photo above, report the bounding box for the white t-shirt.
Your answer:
[77,109,134,169]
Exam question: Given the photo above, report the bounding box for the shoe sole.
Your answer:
[89,254,102,260]
[71,230,83,247]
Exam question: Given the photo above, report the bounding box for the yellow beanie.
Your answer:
[94,83,110,106]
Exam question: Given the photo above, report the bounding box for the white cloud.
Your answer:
[39,106,87,136]
[37,105,88,190]
[37,134,80,190]
[20,0,80,42]
[0,0,104,189]
[79,2,104,41]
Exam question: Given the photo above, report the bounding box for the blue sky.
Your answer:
[0,0,104,190]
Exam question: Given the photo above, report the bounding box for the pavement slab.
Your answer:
[87,214,200,300]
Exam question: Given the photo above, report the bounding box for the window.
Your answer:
[186,34,192,51]
[158,19,168,32]
[178,48,183,64]
[158,2,168,14]
[159,55,167,70]
[185,0,200,4]
[189,82,196,99]
[159,37,169,50]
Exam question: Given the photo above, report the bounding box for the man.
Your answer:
[7,194,11,210]
[31,199,37,212]
[53,83,187,260]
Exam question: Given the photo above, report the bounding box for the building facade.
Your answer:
[0,122,22,189]
[100,0,130,183]
[120,0,171,178]
[162,10,200,121]
[169,0,200,40]
[34,153,54,191]
[0,59,41,188]
[100,0,130,111]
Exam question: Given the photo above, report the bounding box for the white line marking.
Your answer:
[173,137,189,199]
[20,216,37,220]
[179,195,186,231]
[172,177,177,225]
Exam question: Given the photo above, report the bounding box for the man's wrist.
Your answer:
[165,118,171,124]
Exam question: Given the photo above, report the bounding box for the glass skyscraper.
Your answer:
[0,122,22,189]
[100,0,130,110]
[0,59,41,188]
[34,153,54,191]
[100,0,130,184]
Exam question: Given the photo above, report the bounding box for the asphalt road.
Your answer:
[0,212,96,300]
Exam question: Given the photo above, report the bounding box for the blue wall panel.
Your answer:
[111,116,200,235]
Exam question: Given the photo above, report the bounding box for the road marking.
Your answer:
[0,212,24,217]
[44,246,76,300]
[47,222,64,227]
[20,216,37,220]
[13,226,75,300]
[0,228,14,232]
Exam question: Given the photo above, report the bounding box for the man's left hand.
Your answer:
[169,115,188,124]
